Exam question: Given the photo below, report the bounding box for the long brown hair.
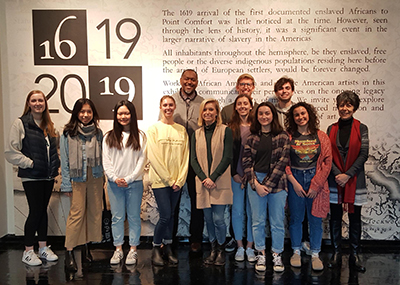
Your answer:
[250,102,283,136]
[105,100,143,150]
[228,94,253,140]
[63,98,100,137]
[22,90,56,137]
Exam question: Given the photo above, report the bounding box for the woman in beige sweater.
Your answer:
[191,98,233,266]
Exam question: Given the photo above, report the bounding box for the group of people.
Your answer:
[5,70,369,275]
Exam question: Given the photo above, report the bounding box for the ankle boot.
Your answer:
[214,243,226,266]
[164,244,178,264]
[152,246,164,266]
[64,250,77,272]
[349,222,366,272]
[82,243,93,263]
[204,240,218,265]
[328,219,342,268]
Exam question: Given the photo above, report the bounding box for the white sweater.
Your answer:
[102,131,147,184]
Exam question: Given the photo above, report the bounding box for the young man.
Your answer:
[221,74,258,125]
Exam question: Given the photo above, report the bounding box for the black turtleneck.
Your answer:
[338,117,353,148]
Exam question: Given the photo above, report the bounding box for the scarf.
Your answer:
[329,118,361,213]
[68,123,102,178]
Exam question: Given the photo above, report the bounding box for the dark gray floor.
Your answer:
[0,238,399,285]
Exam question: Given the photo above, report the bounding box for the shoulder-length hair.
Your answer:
[105,100,143,151]
[22,90,57,137]
[197,98,222,127]
[250,101,283,135]
[228,94,253,140]
[63,98,100,137]
[285,102,320,136]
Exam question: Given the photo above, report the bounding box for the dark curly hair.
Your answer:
[285,102,319,135]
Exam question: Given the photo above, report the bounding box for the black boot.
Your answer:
[82,243,93,263]
[64,250,77,272]
[164,244,178,265]
[349,222,366,272]
[328,219,342,268]
[214,243,226,266]
[204,241,218,265]
[152,246,164,266]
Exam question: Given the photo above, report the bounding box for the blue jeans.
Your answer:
[153,187,181,246]
[108,180,143,247]
[247,172,287,253]
[203,205,227,245]
[288,168,322,254]
[232,178,253,243]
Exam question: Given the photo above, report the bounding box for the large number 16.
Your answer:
[40,16,77,60]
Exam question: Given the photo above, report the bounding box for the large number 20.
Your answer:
[40,16,77,60]
[35,74,86,113]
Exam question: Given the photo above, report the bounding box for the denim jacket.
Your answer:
[60,132,104,192]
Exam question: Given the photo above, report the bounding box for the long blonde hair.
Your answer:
[22,90,56,137]
[197,98,222,127]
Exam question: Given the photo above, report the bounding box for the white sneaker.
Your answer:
[272,252,285,272]
[255,254,266,271]
[125,249,138,265]
[235,247,245,261]
[246,248,256,262]
[39,246,58,261]
[110,250,124,265]
[22,250,42,266]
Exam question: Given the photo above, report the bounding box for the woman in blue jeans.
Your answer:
[242,102,290,273]
[103,100,147,266]
[228,94,255,262]
[191,98,233,266]
[285,102,332,271]
[147,96,189,266]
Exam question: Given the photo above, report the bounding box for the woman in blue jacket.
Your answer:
[60,99,104,272]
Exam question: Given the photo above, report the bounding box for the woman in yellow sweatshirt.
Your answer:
[147,95,189,266]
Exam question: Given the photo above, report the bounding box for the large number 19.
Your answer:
[97,18,141,59]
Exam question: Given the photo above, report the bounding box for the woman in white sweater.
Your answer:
[103,100,147,266]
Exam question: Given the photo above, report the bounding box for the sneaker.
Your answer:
[272,252,285,272]
[110,250,124,265]
[235,247,245,261]
[39,246,58,261]
[290,251,301,267]
[255,254,266,271]
[246,248,256,262]
[312,255,324,271]
[126,249,138,265]
[225,238,237,252]
[22,250,42,266]
[301,241,312,256]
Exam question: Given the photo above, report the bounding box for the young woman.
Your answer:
[103,100,147,265]
[191,98,233,266]
[285,102,332,271]
[60,98,104,271]
[242,102,289,273]
[327,91,369,272]
[147,95,189,266]
[228,94,255,262]
[5,90,60,266]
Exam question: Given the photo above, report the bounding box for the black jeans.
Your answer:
[22,180,54,246]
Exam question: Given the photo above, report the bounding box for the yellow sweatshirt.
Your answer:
[147,121,189,189]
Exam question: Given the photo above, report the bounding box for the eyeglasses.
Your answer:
[239,83,253,87]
